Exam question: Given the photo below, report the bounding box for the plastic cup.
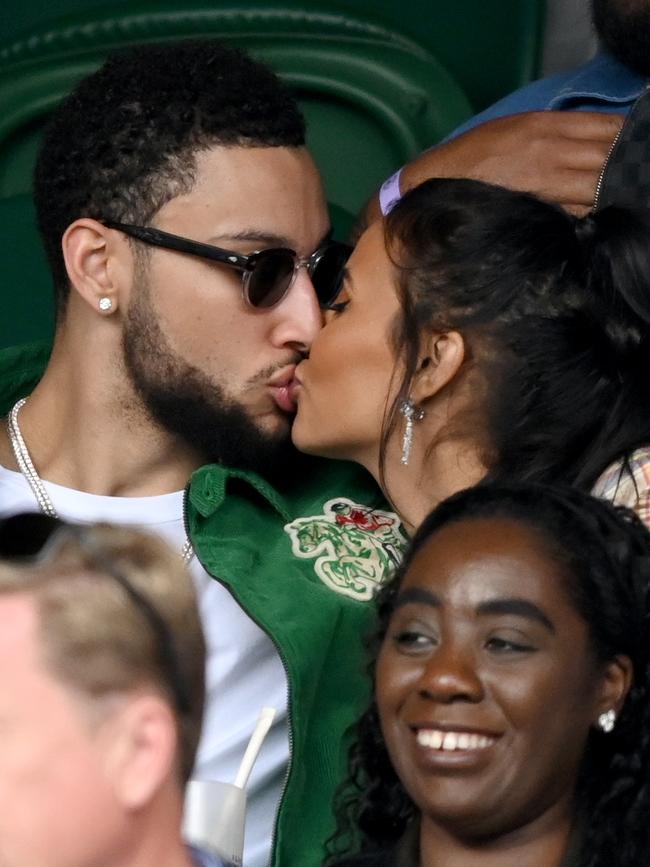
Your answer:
[183,779,247,867]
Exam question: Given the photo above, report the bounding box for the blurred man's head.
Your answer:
[593,0,650,75]
[0,518,205,867]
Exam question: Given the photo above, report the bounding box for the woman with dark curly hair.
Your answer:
[327,483,650,867]
[292,178,650,534]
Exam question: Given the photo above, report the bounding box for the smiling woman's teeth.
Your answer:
[416,730,495,751]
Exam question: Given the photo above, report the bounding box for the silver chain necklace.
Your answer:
[7,398,194,564]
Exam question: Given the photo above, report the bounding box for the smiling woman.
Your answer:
[326,483,650,867]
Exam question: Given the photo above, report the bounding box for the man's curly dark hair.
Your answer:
[329,482,650,867]
[33,38,306,310]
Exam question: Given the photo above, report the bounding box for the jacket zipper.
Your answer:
[182,486,294,867]
[593,122,624,210]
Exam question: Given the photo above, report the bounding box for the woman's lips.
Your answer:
[288,374,303,404]
[409,723,503,768]
[416,729,496,752]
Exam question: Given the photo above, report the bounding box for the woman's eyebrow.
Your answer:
[392,589,555,633]
[477,598,556,633]
[393,586,441,610]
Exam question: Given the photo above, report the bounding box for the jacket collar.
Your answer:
[548,50,647,109]
[188,463,291,522]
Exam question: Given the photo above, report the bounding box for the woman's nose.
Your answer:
[417,643,484,704]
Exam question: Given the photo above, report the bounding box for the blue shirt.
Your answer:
[450,51,647,138]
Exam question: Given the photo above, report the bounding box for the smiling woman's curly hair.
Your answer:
[328,482,650,867]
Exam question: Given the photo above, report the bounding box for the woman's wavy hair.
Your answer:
[329,483,650,867]
[379,178,650,491]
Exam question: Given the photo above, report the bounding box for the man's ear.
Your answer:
[105,694,179,810]
[62,218,133,316]
[593,654,634,727]
[410,331,465,405]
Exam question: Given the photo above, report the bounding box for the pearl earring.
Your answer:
[399,399,424,466]
[98,297,113,313]
[598,709,616,733]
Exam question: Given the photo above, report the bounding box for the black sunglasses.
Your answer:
[103,220,352,310]
[0,512,191,716]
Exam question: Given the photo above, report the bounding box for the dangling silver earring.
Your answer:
[598,709,616,733]
[98,297,113,313]
[399,399,424,466]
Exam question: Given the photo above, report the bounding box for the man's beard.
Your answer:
[593,0,650,76]
[122,280,298,480]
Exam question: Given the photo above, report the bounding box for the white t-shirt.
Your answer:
[0,465,289,867]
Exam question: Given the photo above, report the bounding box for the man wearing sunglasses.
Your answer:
[0,39,401,867]
[0,515,223,867]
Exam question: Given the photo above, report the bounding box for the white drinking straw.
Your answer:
[234,706,277,790]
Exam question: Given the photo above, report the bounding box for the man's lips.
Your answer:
[268,365,299,413]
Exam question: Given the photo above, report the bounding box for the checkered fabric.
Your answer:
[592,446,650,529]
[595,85,650,210]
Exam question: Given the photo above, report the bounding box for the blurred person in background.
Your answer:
[0,515,224,867]
[366,0,650,226]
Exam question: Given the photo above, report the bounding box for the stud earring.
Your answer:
[598,709,616,733]
[98,297,113,313]
[399,399,424,466]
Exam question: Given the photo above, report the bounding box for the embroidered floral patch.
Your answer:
[284,498,407,600]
